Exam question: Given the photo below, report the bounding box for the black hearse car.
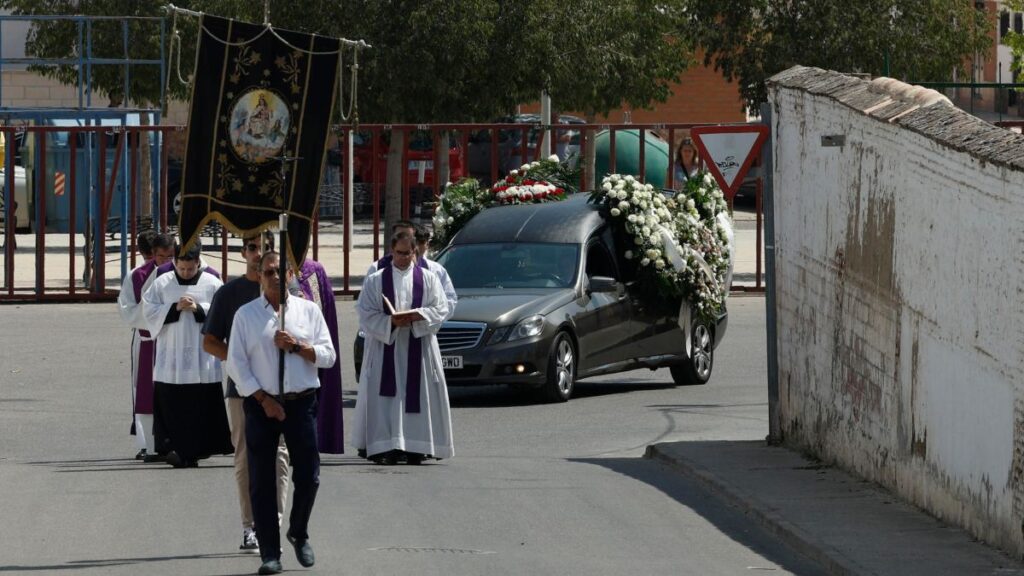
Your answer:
[356,193,728,402]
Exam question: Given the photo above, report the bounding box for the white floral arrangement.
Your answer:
[589,171,733,322]
[432,155,578,249]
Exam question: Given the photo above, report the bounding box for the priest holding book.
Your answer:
[353,231,454,465]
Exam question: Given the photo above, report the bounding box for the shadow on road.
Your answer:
[26,457,234,472]
[0,552,249,573]
[447,379,677,408]
[569,455,827,576]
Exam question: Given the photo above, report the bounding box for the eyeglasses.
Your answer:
[246,243,260,252]
[261,267,280,277]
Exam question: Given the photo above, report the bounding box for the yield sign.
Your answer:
[691,124,769,199]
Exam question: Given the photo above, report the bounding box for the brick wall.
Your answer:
[522,57,747,126]
[769,66,1024,558]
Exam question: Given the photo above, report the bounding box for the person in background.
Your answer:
[413,224,457,322]
[117,231,174,462]
[294,258,344,455]
[674,137,699,186]
[227,251,336,575]
[203,231,290,552]
[143,242,232,468]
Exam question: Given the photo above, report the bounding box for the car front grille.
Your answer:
[437,321,486,352]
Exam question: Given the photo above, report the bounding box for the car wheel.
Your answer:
[542,332,576,402]
[670,320,713,386]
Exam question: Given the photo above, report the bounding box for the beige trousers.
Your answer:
[227,397,290,529]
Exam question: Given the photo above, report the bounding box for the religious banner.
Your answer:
[178,14,341,266]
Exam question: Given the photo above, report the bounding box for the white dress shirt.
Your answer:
[227,294,336,397]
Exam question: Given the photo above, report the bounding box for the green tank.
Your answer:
[594,129,670,189]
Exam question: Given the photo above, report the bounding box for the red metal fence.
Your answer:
[0,122,767,303]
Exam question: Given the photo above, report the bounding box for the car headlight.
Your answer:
[487,326,511,345]
[506,315,545,343]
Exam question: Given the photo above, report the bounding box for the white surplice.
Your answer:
[353,263,454,459]
[143,270,223,384]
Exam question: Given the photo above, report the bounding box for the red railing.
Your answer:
[0,121,767,302]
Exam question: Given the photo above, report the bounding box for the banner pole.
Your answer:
[278,213,288,403]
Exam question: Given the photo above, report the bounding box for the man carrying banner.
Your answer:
[203,231,290,552]
[227,251,335,575]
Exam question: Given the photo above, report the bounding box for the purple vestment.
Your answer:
[297,260,345,454]
[379,258,426,414]
[130,260,158,414]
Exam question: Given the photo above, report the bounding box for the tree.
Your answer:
[536,0,696,187]
[5,0,699,235]
[683,0,993,110]
[1003,1,1024,89]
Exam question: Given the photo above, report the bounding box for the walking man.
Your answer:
[203,232,290,552]
[353,232,454,465]
[227,251,336,575]
[143,243,232,467]
[117,231,174,461]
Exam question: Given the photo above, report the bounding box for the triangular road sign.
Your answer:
[691,124,769,200]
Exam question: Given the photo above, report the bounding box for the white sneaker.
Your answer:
[240,528,259,552]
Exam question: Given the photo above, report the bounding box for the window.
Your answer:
[586,240,617,279]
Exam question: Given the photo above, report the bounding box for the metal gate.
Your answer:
[0,121,768,302]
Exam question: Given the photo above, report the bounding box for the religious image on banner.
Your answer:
[178,14,341,266]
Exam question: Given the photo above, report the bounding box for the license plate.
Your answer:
[441,356,463,370]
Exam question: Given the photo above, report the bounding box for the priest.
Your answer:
[353,231,454,465]
[117,231,174,461]
[143,243,233,468]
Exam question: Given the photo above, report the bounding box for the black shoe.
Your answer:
[135,449,147,461]
[257,558,282,575]
[287,534,315,567]
[142,452,166,463]
[357,448,367,459]
[165,451,195,468]
[405,452,425,465]
[369,450,400,465]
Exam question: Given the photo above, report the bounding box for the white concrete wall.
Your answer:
[768,66,1024,557]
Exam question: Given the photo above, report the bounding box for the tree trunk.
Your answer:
[384,129,405,243]
[139,112,153,219]
[437,129,450,204]
[583,114,598,192]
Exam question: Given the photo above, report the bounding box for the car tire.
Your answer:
[542,331,576,402]
[670,319,713,386]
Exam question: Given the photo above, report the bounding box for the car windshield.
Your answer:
[438,243,579,289]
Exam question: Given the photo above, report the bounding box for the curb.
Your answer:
[644,444,865,576]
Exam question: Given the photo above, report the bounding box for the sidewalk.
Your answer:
[0,202,767,293]
[646,441,1024,576]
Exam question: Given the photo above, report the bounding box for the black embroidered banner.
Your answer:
[178,14,340,267]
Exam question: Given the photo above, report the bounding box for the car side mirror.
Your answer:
[587,275,618,294]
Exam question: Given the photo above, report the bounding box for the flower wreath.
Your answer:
[588,171,733,323]
[431,155,579,249]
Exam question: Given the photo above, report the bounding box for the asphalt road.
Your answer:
[0,295,827,575]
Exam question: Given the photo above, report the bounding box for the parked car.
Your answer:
[466,114,585,184]
[354,193,728,402]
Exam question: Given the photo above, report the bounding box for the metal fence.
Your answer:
[0,121,768,302]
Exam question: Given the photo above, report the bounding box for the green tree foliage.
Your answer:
[1003,0,1024,84]
[541,0,694,119]
[683,0,993,109]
